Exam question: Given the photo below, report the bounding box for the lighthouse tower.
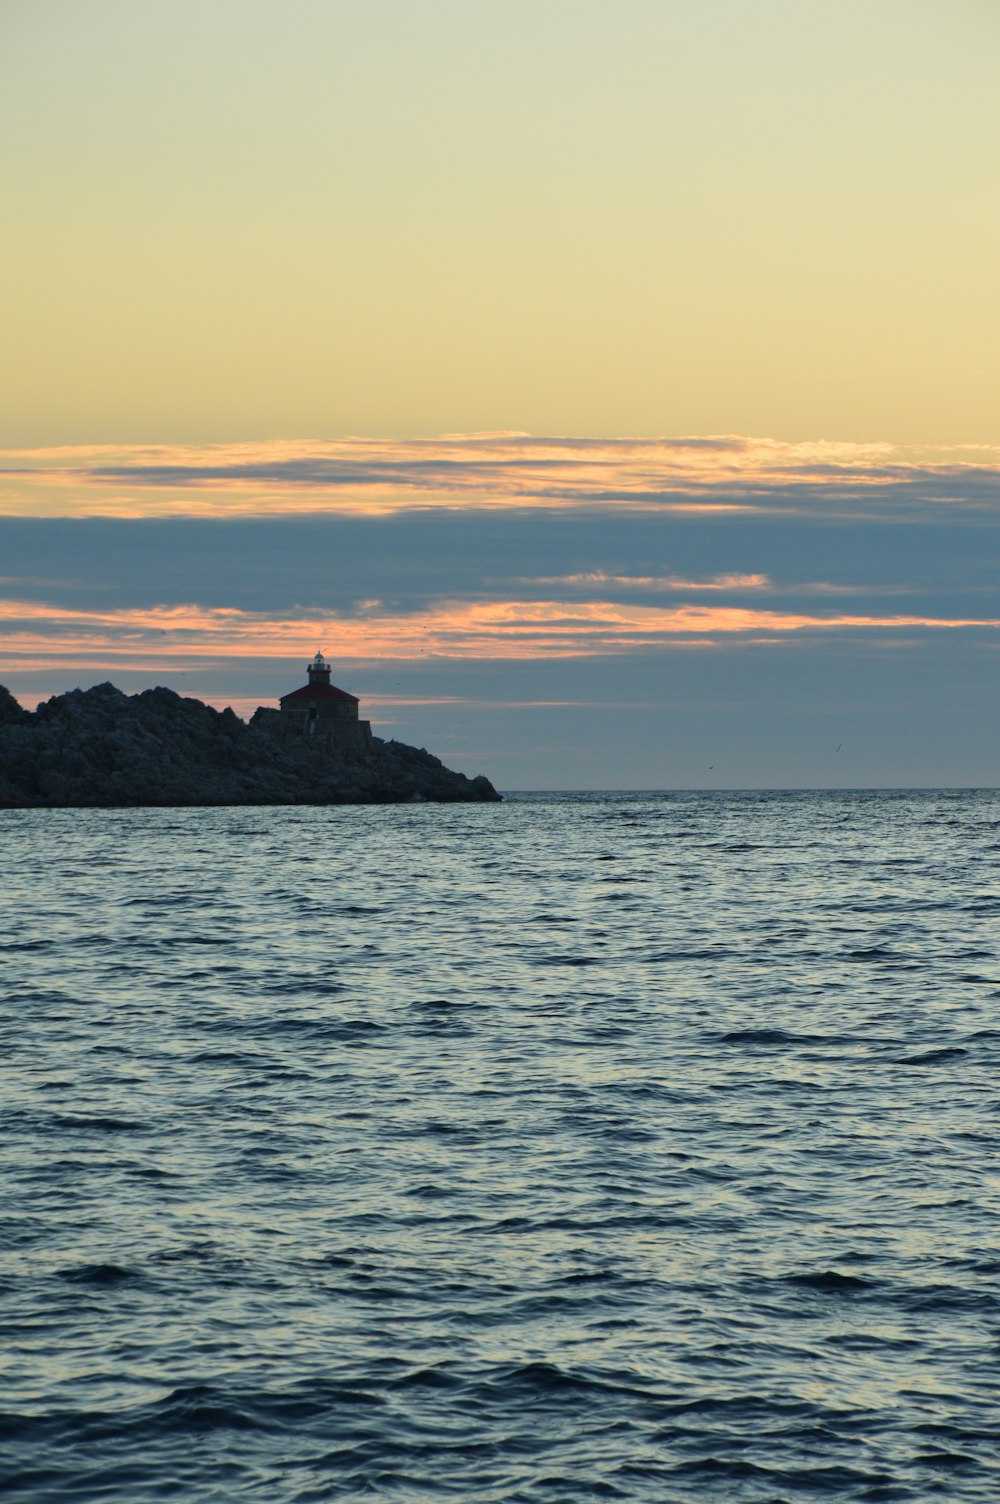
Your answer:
[307,651,332,687]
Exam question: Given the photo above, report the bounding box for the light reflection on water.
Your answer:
[2,791,1000,1501]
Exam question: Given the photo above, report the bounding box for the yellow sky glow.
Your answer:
[2,1,999,447]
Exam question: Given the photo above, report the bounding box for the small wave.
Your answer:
[55,1263,138,1286]
[719,1028,825,1047]
[913,1451,980,1470]
[670,1457,891,1488]
[486,1360,653,1401]
[49,1114,145,1133]
[649,948,735,961]
[540,954,603,966]
[784,1270,873,1293]
[895,1046,969,1065]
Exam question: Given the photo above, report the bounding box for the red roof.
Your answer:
[280,683,359,705]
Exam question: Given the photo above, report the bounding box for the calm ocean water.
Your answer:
[3,790,1000,1502]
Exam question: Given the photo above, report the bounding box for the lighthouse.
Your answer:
[273,652,373,751]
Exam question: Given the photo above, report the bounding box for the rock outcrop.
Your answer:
[0,683,502,807]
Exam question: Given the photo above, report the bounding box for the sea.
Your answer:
[3,790,1000,1503]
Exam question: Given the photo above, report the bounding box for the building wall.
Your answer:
[254,707,374,756]
[280,697,359,723]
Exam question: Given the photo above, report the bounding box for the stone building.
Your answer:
[262,652,373,754]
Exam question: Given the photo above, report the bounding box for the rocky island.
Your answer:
[0,658,501,807]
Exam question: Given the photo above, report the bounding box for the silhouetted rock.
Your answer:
[0,684,502,807]
[0,685,28,726]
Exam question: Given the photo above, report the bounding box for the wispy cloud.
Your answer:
[518,573,925,598]
[521,571,773,591]
[3,434,999,519]
[3,595,999,677]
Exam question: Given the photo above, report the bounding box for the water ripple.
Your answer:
[2,791,1000,1501]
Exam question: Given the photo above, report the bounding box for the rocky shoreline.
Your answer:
[0,683,502,807]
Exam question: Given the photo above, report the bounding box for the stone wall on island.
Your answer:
[251,705,375,758]
[0,683,502,807]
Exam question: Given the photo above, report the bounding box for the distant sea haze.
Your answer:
[4,791,999,1502]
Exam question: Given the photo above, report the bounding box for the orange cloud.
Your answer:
[2,596,999,675]
[2,433,998,518]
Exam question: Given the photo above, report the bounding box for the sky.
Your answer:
[2,0,999,788]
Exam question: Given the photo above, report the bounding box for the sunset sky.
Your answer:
[3,0,999,787]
